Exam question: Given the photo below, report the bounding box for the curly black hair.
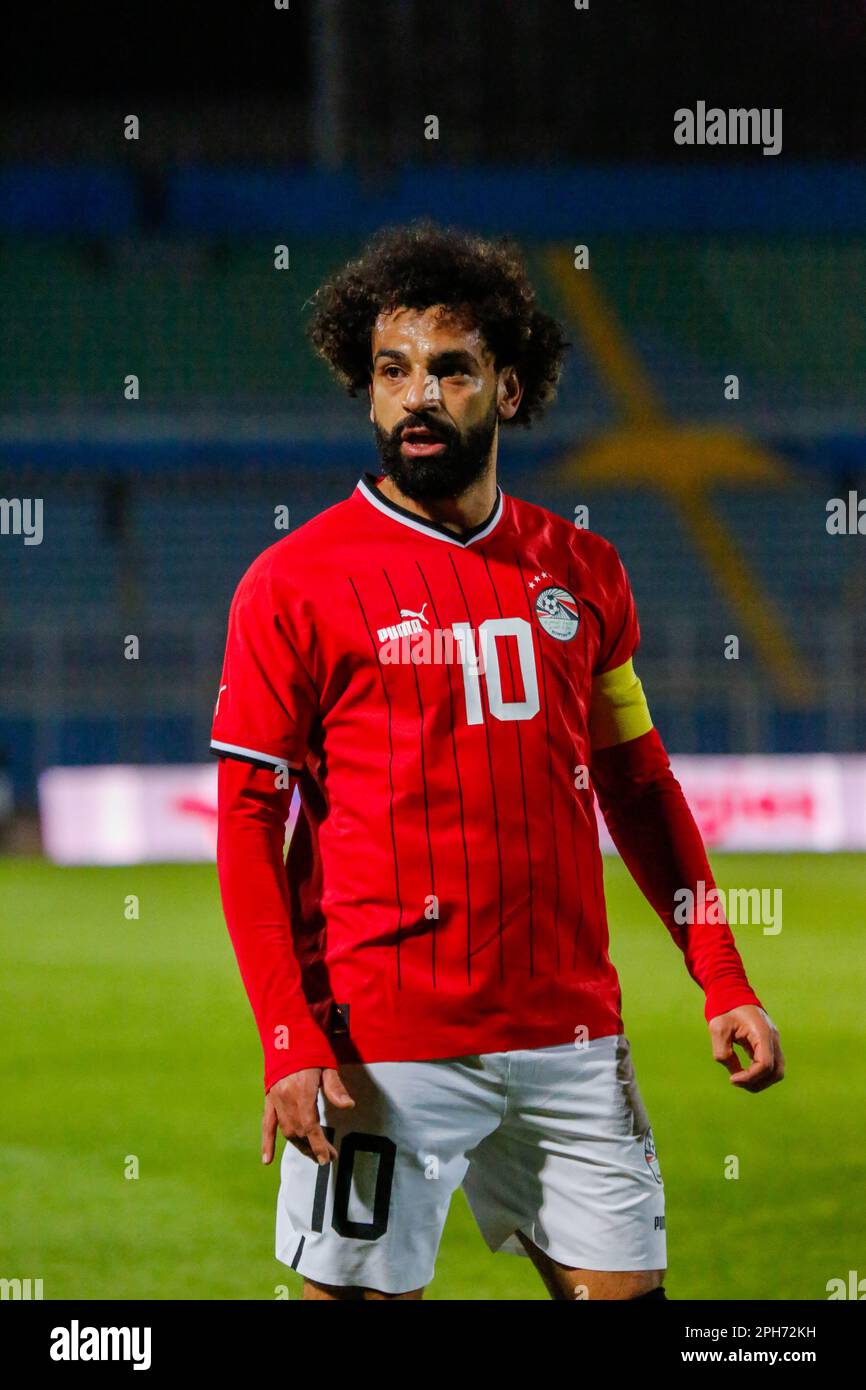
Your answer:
[306,221,570,427]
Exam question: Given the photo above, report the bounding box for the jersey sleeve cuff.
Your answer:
[262,1011,340,1091]
[210,739,303,773]
[703,980,764,1022]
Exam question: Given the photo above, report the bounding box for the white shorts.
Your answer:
[275,1034,665,1295]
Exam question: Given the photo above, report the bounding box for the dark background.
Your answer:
[3,1,865,162]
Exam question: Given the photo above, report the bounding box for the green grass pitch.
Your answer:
[1,853,862,1300]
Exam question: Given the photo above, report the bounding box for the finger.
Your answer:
[711,1026,743,1076]
[322,1068,355,1109]
[280,1111,328,1163]
[301,1120,339,1165]
[730,1061,770,1089]
[736,1064,780,1093]
[728,1028,774,1087]
[718,1048,743,1077]
[289,1135,315,1160]
[261,1099,278,1165]
[261,1095,278,1162]
[288,1086,338,1164]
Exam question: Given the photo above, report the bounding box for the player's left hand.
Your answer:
[708,1005,785,1093]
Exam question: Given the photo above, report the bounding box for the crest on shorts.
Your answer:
[644,1127,663,1185]
[534,585,580,642]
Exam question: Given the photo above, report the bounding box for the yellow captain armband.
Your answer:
[588,657,653,751]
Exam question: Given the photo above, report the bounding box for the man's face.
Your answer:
[369,304,512,501]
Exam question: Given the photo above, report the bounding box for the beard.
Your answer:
[373,400,498,501]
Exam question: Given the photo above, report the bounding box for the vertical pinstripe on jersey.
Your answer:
[478,551,536,976]
[568,574,605,969]
[566,558,589,971]
[415,559,475,985]
[347,575,406,987]
[382,567,438,983]
[514,551,563,973]
[448,551,508,980]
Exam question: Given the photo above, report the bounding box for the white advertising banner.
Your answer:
[38,756,866,865]
[596,755,865,854]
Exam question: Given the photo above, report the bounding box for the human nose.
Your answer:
[401,369,439,413]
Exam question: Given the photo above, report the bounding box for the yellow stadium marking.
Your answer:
[672,485,814,704]
[544,247,815,705]
[552,267,664,427]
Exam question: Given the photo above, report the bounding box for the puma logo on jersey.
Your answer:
[399,603,429,625]
[377,603,429,643]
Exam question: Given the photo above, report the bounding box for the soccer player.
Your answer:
[212,223,784,1301]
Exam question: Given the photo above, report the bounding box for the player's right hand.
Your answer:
[262,1068,355,1166]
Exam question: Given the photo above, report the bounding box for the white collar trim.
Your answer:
[356,474,505,548]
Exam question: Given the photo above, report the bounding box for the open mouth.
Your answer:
[400,426,448,457]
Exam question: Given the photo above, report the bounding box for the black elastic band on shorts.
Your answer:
[290,1235,306,1270]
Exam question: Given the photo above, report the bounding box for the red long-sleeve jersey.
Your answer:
[213,473,762,1091]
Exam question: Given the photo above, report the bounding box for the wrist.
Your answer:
[704,980,763,1023]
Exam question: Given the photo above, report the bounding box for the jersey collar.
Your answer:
[356,472,505,548]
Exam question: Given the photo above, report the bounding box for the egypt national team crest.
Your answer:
[534,585,580,642]
[644,1127,663,1185]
